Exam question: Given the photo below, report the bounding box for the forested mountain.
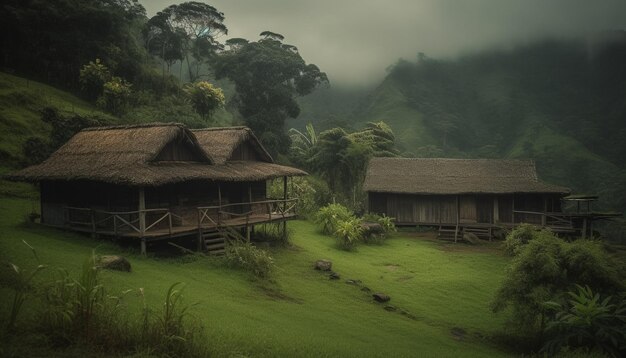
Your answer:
[345,33,626,211]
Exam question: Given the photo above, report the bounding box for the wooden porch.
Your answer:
[61,198,298,254]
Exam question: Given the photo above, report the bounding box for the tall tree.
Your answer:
[148,1,227,82]
[215,32,328,155]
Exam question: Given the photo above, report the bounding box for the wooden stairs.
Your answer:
[200,229,226,255]
[438,225,493,242]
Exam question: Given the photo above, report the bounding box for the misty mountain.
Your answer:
[318,34,626,210]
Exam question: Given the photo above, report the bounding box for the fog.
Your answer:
[140,0,626,86]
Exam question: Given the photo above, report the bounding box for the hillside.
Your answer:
[351,36,626,211]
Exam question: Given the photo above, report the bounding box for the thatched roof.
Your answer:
[363,158,570,195]
[8,123,306,186]
[192,127,273,164]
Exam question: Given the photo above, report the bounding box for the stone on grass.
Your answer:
[345,279,362,285]
[384,305,397,312]
[98,255,131,272]
[314,259,332,271]
[373,293,390,303]
[361,286,371,293]
[329,271,340,280]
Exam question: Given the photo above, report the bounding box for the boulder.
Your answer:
[314,259,332,271]
[329,271,340,280]
[372,293,390,303]
[98,255,131,272]
[463,232,480,244]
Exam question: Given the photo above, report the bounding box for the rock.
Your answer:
[329,271,340,280]
[463,232,480,244]
[451,327,466,340]
[98,255,131,272]
[345,279,362,285]
[314,259,332,271]
[361,286,371,293]
[384,305,397,312]
[372,293,390,303]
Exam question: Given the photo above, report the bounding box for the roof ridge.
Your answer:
[372,157,533,163]
[191,126,249,132]
[82,122,187,132]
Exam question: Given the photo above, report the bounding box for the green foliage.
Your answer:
[4,241,46,332]
[315,203,354,235]
[225,238,275,279]
[542,285,626,357]
[333,217,364,251]
[492,230,624,341]
[268,176,332,219]
[503,224,538,256]
[183,81,225,121]
[215,33,327,155]
[98,76,133,115]
[304,122,399,210]
[362,213,397,244]
[79,59,112,100]
[150,2,228,81]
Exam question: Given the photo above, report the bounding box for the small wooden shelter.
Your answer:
[9,123,305,254]
[363,158,574,240]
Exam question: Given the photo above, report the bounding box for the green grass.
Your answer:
[0,72,116,166]
[0,197,512,357]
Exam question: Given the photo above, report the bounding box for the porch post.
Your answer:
[282,176,288,240]
[454,195,460,243]
[139,187,146,255]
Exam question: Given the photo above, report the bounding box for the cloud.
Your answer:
[141,0,626,86]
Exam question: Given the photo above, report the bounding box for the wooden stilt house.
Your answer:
[363,158,574,240]
[8,123,305,254]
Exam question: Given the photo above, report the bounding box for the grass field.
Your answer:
[0,197,513,357]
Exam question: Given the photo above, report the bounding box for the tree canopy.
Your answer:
[215,32,328,155]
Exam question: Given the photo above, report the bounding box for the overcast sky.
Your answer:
[140,0,626,86]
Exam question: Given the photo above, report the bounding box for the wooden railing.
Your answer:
[512,210,573,228]
[65,207,183,237]
[197,198,298,228]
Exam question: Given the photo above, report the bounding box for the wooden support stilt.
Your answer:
[582,218,587,239]
[454,195,460,243]
[139,188,146,255]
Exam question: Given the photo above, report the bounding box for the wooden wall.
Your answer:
[41,179,269,226]
[368,192,563,226]
[230,141,260,161]
[155,139,204,162]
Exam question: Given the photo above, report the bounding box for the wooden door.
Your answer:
[459,195,477,223]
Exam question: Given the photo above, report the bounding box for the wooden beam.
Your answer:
[512,196,515,225]
[582,218,587,239]
[139,187,146,255]
[493,197,499,224]
[454,195,459,243]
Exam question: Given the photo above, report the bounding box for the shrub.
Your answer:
[361,213,396,244]
[315,203,354,235]
[225,238,274,279]
[184,81,225,122]
[503,223,539,256]
[492,230,624,346]
[542,285,626,357]
[334,217,364,251]
[267,176,333,219]
[79,59,111,100]
[98,76,132,115]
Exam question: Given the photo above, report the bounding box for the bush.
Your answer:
[334,217,364,251]
[98,76,132,115]
[542,285,626,357]
[503,223,539,256]
[79,59,111,100]
[492,230,624,348]
[315,203,354,235]
[362,213,396,244]
[184,81,225,122]
[267,176,333,219]
[225,238,275,279]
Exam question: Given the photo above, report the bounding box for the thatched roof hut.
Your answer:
[8,123,306,186]
[192,126,273,164]
[363,158,569,195]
